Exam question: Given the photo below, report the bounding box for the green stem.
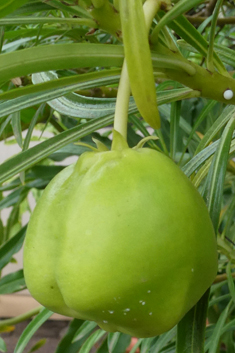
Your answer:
[0,307,42,328]
[113,61,130,140]
[114,0,161,139]
[143,0,161,29]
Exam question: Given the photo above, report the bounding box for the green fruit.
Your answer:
[24,135,217,338]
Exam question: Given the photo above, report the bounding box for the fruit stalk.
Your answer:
[114,0,162,139]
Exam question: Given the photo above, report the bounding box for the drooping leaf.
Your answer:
[119,0,160,129]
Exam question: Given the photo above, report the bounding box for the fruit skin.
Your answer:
[24,146,217,338]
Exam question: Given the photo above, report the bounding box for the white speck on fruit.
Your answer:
[142,302,146,305]
[108,310,114,314]
[191,268,194,272]
[124,313,127,315]
[139,300,143,303]
[149,312,152,315]
[103,320,108,323]
[124,308,130,312]
[147,290,151,293]
[223,89,234,100]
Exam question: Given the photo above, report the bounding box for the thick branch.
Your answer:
[186,15,235,26]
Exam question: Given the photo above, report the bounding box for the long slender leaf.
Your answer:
[119,0,160,129]
[206,0,224,72]
[207,301,233,353]
[140,337,155,353]
[226,261,235,304]
[73,321,98,342]
[0,338,6,353]
[108,332,121,353]
[0,43,124,83]
[167,15,227,74]
[11,111,22,148]
[108,332,131,353]
[182,132,235,177]
[151,0,205,41]
[195,105,235,154]
[170,100,181,159]
[205,117,235,232]
[0,0,30,18]
[14,308,53,353]
[179,100,218,165]
[0,115,114,184]
[55,319,84,353]
[0,17,96,26]
[0,269,26,294]
[79,330,107,353]
[176,289,210,353]
[0,225,26,271]
[151,327,176,353]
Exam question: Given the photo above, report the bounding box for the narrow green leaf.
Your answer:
[46,0,92,18]
[182,133,235,178]
[0,69,121,119]
[159,104,200,143]
[0,269,26,294]
[206,0,224,72]
[0,115,12,138]
[0,338,6,353]
[151,0,205,42]
[0,225,26,271]
[119,0,160,129]
[14,308,53,353]
[0,115,114,184]
[108,332,121,353]
[129,339,143,353]
[0,89,197,184]
[226,261,235,304]
[176,289,210,353]
[73,321,98,342]
[108,333,131,353]
[79,330,107,353]
[195,105,235,154]
[179,100,218,165]
[0,44,124,84]
[207,300,233,353]
[27,338,47,353]
[55,319,84,353]
[23,104,45,151]
[151,327,176,353]
[0,26,4,54]
[170,100,181,160]
[167,15,227,75]
[140,337,155,353]
[221,317,235,335]
[32,71,118,119]
[0,0,30,18]
[11,111,22,148]
[0,17,96,26]
[205,117,235,232]
[0,187,28,211]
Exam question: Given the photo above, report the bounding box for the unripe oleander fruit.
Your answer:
[24,135,217,338]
